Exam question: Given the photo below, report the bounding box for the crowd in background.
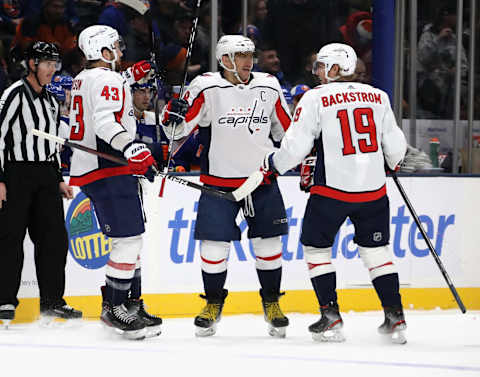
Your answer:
[0,0,478,171]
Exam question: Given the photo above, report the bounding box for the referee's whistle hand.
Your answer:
[59,182,74,200]
[0,182,6,208]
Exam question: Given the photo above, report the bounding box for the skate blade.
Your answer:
[145,325,162,338]
[311,328,346,343]
[195,324,217,337]
[268,324,286,338]
[37,316,82,329]
[390,329,407,344]
[101,321,147,340]
[122,328,147,341]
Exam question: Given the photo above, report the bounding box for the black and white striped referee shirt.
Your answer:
[0,77,61,180]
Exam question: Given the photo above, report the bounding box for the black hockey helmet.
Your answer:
[25,41,61,65]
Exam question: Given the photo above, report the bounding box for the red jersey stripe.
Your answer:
[310,184,386,203]
[69,166,132,186]
[185,92,206,123]
[275,98,291,131]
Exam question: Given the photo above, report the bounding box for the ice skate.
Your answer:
[101,300,146,340]
[378,306,407,344]
[308,302,345,342]
[39,301,82,327]
[194,289,228,337]
[260,289,289,338]
[125,298,162,338]
[0,304,15,329]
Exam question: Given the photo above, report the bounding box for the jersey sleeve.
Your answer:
[381,94,407,169]
[91,73,132,150]
[269,77,292,142]
[273,90,319,174]
[182,75,210,131]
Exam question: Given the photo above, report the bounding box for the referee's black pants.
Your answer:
[0,162,68,308]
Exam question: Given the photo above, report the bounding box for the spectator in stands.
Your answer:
[11,0,76,59]
[354,57,369,84]
[293,50,320,88]
[339,11,372,79]
[249,0,268,34]
[190,1,221,79]
[149,1,190,83]
[256,43,292,92]
[0,0,24,36]
[239,24,262,46]
[98,0,151,68]
[262,0,342,82]
[417,3,468,118]
[256,43,293,110]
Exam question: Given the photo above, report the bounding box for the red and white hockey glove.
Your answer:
[299,155,316,192]
[124,142,157,176]
[260,152,278,184]
[124,60,152,85]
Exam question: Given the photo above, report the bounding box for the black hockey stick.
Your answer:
[160,0,202,196]
[31,128,263,202]
[391,172,466,313]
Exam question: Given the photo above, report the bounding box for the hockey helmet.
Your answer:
[79,25,123,63]
[313,43,357,82]
[215,35,255,70]
[25,41,61,69]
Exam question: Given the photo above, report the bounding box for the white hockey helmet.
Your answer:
[79,25,121,69]
[216,35,255,82]
[313,43,357,82]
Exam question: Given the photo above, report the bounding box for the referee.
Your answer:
[0,41,82,324]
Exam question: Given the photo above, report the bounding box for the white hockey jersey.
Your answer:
[181,71,291,187]
[273,82,407,202]
[68,67,136,186]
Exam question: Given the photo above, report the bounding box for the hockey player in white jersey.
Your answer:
[70,25,161,340]
[260,43,408,344]
[162,35,292,337]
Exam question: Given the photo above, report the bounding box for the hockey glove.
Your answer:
[162,98,189,127]
[299,155,316,192]
[124,142,157,175]
[260,152,279,184]
[127,60,152,82]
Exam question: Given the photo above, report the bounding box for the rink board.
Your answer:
[13,175,480,322]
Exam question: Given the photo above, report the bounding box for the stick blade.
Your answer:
[231,171,264,202]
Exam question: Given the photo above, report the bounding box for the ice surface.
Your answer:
[1,310,479,377]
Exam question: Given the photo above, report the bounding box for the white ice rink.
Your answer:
[1,310,479,377]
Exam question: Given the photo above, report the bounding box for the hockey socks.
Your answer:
[202,270,227,299]
[311,272,338,306]
[256,267,282,296]
[105,276,132,306]
[372,273,402,308]
[129,268,142,299]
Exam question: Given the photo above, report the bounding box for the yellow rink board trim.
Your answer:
[9,287,479,323]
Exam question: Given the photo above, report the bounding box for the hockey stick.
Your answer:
[31,128,261,202]
[159,0,202,197]
[391,172,467,313]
